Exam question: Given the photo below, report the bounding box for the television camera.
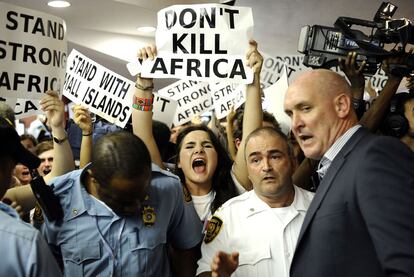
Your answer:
[298,2,414,76]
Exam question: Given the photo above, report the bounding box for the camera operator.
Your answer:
[380,73,414,151]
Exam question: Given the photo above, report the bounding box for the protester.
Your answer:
[12,163,32,186]
[132,40,266,224]
[20,134,38,154]
[284,69,414,277]
[0,116,62,276]
[35,140,54,176]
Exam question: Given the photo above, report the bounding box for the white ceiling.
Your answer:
[2,0,413,88]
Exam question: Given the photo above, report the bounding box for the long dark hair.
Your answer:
[175,125,238,213]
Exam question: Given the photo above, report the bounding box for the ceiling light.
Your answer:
[47,1,71,8]
[136,26,156,33]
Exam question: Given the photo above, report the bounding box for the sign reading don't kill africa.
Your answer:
[138,4,254,84]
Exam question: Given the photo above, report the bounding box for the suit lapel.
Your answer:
[296,128,368,245]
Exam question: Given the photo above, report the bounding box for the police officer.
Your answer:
[0,116,62,276]
[197,127,314,277]
[36,131,202,276]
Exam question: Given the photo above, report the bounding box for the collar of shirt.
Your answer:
[245,185,309,218]
[0,202,19,219]
[318,125,362,172]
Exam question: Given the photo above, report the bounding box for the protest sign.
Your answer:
[211,82,245,119]
[133,4,254,84]
[0,2,67,104]
[263,67,291,135]
[261,53,308,88]
[152,93,178,127]
[157,79,213,125]
[63,49,133,128]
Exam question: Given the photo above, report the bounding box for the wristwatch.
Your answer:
[53,134,67,144]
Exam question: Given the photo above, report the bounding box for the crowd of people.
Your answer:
[1,38,414,277]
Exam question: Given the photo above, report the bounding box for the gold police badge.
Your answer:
[142,206,156,227]
[204,216,223,244]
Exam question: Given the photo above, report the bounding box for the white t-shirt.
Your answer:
[192,190,216,222]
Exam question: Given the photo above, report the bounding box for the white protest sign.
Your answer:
[157,80,213,126]
[63,49,133,128]
[15,99,42,119]
[211,82,245,119]
[136,4,254,84]
[152,93,178,128]
[0,2,67,102]
[261,53,309,88]
[368,68,388,91]
[263,67,291,135]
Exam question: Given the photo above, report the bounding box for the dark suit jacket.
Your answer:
[290,128,414,277]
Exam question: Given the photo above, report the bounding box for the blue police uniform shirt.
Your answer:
[0,202,62,276]
[39,163,202,277]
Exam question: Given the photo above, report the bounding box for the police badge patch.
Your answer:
[142,206,156,227]
[204,216,223,244]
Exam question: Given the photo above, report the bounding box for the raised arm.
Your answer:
[42,91,75,182]
[232,40,263,191]
[72,105,93,168]
[131,45,164,168]
[225,106,237,161]
[338,51,366,119]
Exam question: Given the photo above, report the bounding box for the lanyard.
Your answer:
[95,217,126,276]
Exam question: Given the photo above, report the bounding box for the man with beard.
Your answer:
[36,131,202,277]
[197,127,314,277]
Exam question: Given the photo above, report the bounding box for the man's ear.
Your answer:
[235,138,241,150]
[334,94,352,118]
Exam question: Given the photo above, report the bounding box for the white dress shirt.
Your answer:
[197,185,314,277]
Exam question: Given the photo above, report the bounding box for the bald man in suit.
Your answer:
[284,69,414,277]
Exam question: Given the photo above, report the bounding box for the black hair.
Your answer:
[152,120,176,162]
[91,131,151,187]
[175,124,238,212]
[263,111,281,130]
